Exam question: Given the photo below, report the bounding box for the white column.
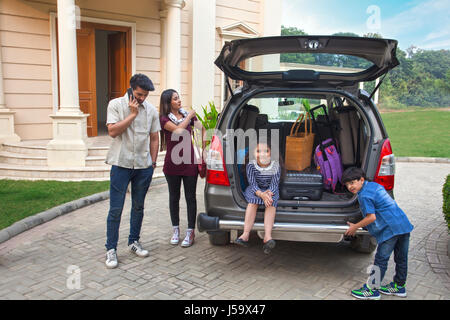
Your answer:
[163,0,185,92]
[56,0,81,114]
[0,41,21,144]
[159,9,168,90]
[47,0,88,167]
[191,0,216,113]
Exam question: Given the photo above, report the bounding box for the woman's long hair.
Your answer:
[159,89,178,151]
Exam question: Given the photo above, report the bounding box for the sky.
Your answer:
[282,0,450,51]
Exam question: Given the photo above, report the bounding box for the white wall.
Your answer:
[257,0,283,119]
[191,0,216,113]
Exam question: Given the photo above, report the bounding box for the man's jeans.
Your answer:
[370,233,410,287]
[105,165,154,251]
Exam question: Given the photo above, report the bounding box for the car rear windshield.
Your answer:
[246,94,325,122]
[241,53,374,74]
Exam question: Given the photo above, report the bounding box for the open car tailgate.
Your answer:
[215,35,399,86]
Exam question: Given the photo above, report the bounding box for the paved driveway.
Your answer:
[0,162,449,300]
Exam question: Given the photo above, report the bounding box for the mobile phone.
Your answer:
[127,88,134,101]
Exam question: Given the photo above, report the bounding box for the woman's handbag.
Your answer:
[192,127,206,178]
[197,157,206,178]
[285,112,315,171]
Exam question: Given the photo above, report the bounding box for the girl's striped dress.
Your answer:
[244,160,281,208]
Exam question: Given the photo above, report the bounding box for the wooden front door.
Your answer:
[76,23,97,137]
[108,32,128,101]
[56,20,131,137]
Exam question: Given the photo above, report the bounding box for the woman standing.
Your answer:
[159,89,204,247]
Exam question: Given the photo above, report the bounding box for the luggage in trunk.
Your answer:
[255,116,291,160]
[238,104,259,131]
[280,169,324,201]
[310,104,344,193]
[312,115,340,149]
[329,104,363,167]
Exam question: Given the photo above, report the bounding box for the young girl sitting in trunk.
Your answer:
[235,141,281,254]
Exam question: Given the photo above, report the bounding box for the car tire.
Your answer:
[350,235,377,253]
[207,231,230,246]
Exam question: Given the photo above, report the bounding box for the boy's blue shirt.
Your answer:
[357,181,414,244]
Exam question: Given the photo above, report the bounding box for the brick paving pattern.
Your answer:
[0,162,449,300]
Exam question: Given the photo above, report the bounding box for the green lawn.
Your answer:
[381,110,450,158]
[0,180,109,230]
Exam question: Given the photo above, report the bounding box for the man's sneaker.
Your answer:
[181,229,195,247]
[128,241,149,257]
[105,249,118,269]
[379,282,407,297]
[351,284,381,300]
[170,226,180,245]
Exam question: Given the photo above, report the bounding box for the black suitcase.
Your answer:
[280,170,324,201]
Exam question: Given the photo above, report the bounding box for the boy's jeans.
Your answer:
[105,165,154,251]
[370,233,410,287]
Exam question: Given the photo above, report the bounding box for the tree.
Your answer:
[406,45,418,58]
[279,26,450,108]
[281,25,307,36]
[332,32,360,37]
[363,32,383,38]
[280,25,312,64]
[380,47,450,107]
[437,70,450,94]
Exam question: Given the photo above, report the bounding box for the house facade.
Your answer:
[0,0,282,167]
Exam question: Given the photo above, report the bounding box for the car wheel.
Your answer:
[207,231,230,246]
[350,235,377,253]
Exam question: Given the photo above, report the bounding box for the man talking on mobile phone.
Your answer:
[104,73,161,269]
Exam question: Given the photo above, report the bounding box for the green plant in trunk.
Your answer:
[302,98,311,113]
[302,98,324,115]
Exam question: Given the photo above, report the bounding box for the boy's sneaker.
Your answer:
[170,226,180,245]
[181,229,195,247]
[379,282,407,297]
[105,249,118,269]
[128,241,149,257]
[351,284,381,300]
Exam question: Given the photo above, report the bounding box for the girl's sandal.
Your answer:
[235,237,250,247]
[263,239,276,254]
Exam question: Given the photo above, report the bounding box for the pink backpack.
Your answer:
[310,105,343,192]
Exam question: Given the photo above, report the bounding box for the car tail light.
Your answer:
[206,135,230,186]
[374,138,395,190]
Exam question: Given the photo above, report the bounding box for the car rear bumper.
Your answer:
[198,212,369,243]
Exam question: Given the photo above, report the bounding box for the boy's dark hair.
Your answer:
[130,73,154,91]
[342,167,366,184]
